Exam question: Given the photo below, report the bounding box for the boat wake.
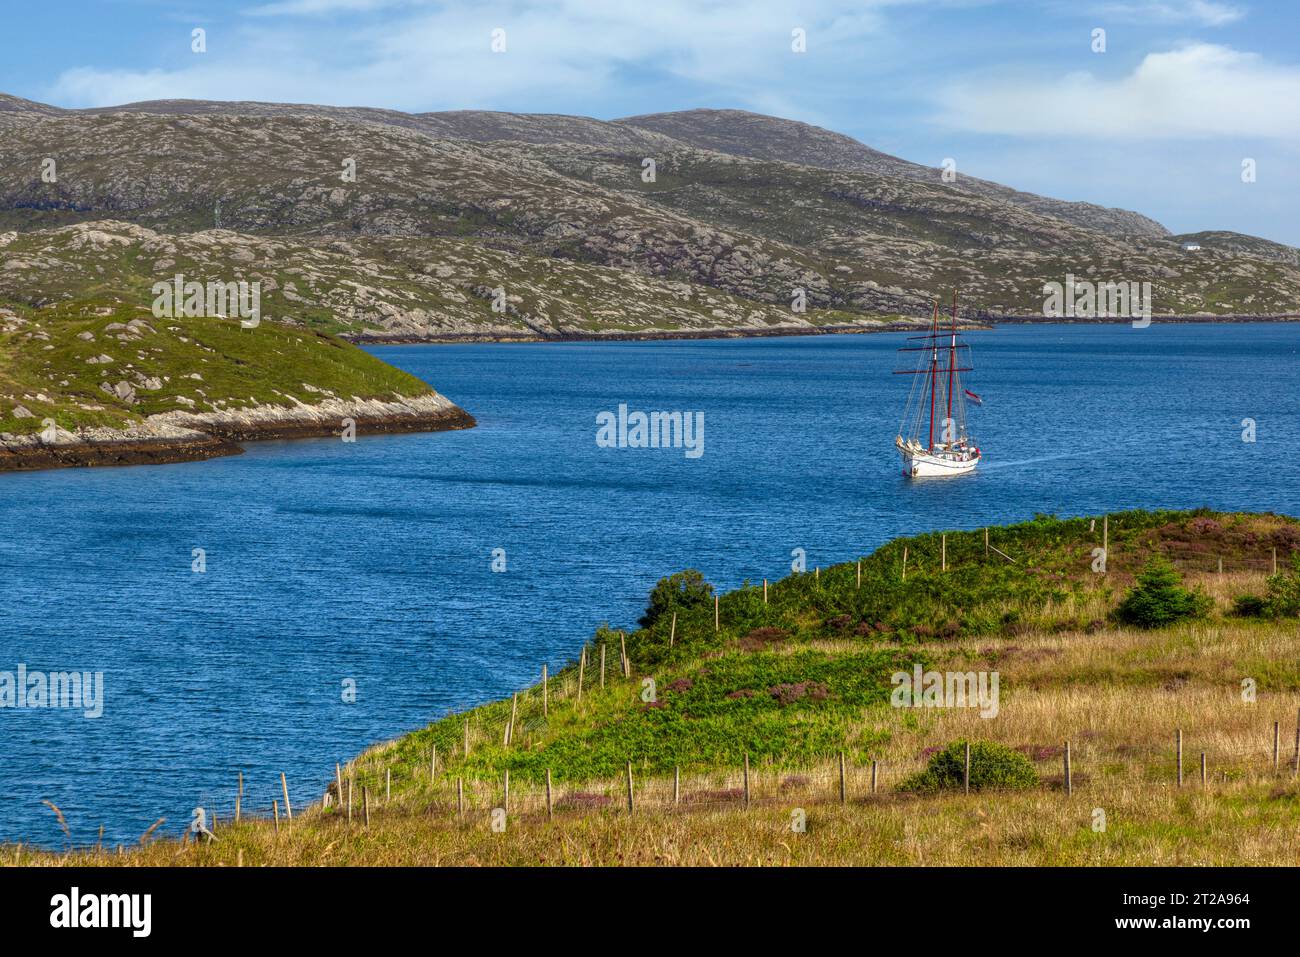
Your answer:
[978,447,1103,470]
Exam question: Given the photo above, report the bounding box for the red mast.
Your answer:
[928,301,938,452]
[946,291,957,444]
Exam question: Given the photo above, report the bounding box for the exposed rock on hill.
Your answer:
[2,101,1297,323]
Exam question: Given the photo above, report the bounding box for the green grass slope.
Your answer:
[0,297,436,437]
[365,509,1300,788]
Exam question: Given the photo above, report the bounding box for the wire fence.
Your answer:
[1156,543,1287,576]
[169,718,1300,843]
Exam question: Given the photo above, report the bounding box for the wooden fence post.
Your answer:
[984,527,989,557]
[673,766,681,807]
[1273,721,1280,772]
[236,771,243,823]
[963,742,971,794]
[363,786,370,828]
[386,767,391,804]
[1294,708,1300,777]
[464,718,470,758]
[621,632,629,678]
[430,746,437,782]
[577,649,586,702]
[600,644,606,687]
[743,753,751,810]
[902,546,908,582]
[457,778,464,819]
[857,559,862,587]
[1273,548,1278,575]
[714,595,719,631]
[838,752,846,804]
[347,778,353,824]
[335,764,344,807]
[763,579,768,604]
[506,692,518,746]
[871,760,878,794]
[1201,751,1207,787]
[546,769,553,820]
[670,612,677,646]
[281,772,292,820]
[542,665,548,717]
[503,769,510,813]
[942,534,947,571]
[1103,515,1109,559]
[273,799,280,833]
[1176,729,1183,786]
[626,761,635,813]
[1063,741,1072,797]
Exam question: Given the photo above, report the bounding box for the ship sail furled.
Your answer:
[893,293,981,478]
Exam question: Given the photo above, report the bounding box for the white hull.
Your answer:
[897,442,980,478]
[893,294,982,478]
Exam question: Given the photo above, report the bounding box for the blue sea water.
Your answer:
[1,322,1297,847]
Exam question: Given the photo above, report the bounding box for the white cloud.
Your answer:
[1092,0,1245,26]
[936,44,1300,140]
[45,0,905,112]
[244,0,418,16]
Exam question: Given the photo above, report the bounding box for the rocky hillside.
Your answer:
[618,109,1171,240]
[1,94,1298,335]
[0,222,880,340]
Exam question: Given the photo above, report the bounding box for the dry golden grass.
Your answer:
[8,768,1299,867]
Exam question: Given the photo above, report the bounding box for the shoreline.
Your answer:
[0,393,475,473]
[347,320,928,345]
[348,314,1300,345]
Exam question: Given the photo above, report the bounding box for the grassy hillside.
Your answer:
[0,296,435,437]
[11,509,1300,866]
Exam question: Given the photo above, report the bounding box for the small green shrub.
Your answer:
[899,740,1039,793]
[1261,555,1300,617]
[638,569,714,629]
[1231,594,1268,617]
[1114,558,1210,628]
[1232,555,1300,618]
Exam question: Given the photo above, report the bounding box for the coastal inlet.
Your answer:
[0,322,1297,847]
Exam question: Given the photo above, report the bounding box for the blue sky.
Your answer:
[4,0,1299,245]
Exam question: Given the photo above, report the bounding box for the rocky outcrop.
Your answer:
[0,393,474,472]
[152,391,475,441]
[0,420,239,471]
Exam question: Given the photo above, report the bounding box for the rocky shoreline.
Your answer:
[0,393,474,473]
[346,314,1299,345]
[980,312,1300,325]
[349,320,932,345]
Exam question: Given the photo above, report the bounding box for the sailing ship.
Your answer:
[894,292,981,478]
